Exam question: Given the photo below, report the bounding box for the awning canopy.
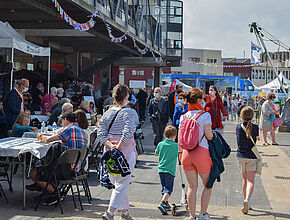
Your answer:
[0,21,50,56]
[259,73,290,90]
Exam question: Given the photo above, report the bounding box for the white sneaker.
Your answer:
[189,216,197,220]
[102,211,114,220]
[198,212,211,220]
[121,213,133,220]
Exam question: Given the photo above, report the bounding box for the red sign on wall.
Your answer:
[50,63,64,73]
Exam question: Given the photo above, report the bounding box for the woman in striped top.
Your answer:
[98,84,137,220]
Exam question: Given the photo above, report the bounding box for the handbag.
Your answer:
[269,113,275,122]
[274,117,283,127]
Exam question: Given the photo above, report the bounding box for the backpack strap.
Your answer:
[192,111,205,121]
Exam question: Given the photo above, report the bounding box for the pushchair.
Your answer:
[88,129,104,172]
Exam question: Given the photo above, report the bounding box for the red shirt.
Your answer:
[204,95,228,129]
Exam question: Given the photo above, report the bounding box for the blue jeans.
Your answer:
[159,172,175,196]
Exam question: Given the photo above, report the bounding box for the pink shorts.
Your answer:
[181,146,212,174]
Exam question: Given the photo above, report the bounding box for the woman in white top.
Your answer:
[179,88,214,220]
[98,84,136,220]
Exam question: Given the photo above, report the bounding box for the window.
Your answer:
[169,15,182,23]
[262,70,265,79]
[224,72,233,76]
[189,57,200,63]
[167,49,182,57]
[132,70,144,76]
[252,70,255,79]
[207,59,217,64]
[239,73,248,79]
[167,32,182,40]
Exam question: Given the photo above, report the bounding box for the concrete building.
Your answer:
[223,58,251,79]
[171,48,223,75]
[252,51,290,86]
[0,0,178,96]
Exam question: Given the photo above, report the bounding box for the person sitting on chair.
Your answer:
[27,112,87,205]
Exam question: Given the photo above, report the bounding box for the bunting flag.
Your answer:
[50,0,162,65]
[182,59,264,68]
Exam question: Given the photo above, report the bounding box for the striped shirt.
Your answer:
[98,107,136,144]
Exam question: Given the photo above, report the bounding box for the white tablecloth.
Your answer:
[30,115,50,122]
[0,137,51,159]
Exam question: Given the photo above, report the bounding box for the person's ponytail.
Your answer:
[245,120,252,139]
[240,106,254,139]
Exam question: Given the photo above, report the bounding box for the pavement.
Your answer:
[0,119,290,220]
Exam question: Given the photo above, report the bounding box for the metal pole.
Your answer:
[10,46,14,90]
[47,53,51,94]
[256,32,287,96]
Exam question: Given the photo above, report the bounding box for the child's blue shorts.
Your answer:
[159,172,175,196]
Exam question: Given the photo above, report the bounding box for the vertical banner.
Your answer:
[170,80,177,93]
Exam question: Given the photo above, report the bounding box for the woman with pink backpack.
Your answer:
[178,88,214,220]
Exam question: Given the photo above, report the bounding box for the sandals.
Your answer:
[262,143,269,146]
[272,143,279,145]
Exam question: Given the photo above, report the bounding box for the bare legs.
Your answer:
[30,169,55,193]
[242,171,256,200]
[185,170,212,218]
[263,130,277,144]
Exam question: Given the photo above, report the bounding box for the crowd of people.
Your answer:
[0,79,286,220]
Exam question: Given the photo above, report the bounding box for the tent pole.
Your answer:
[47,54,51,94]
[10,46,14,90]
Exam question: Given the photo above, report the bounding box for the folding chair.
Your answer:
[0,182,8,203]
[34,149,81,214]
[0,158,13,192]
[74,147,92,203]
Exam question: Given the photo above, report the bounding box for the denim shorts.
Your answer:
[159,172,175,196]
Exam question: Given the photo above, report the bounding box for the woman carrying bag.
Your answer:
[236,106,262,215]
[98,84,137,220]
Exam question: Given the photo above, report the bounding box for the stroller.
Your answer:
[88,129,104,172]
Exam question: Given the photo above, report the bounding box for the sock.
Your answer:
[107,211,114,216]
[244,198,250,202]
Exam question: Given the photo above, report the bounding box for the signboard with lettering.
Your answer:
[129,80,146,88]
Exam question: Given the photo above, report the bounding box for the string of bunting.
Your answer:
[51,0,162,64]
[182,60,266,68]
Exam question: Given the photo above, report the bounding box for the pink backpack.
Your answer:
[178,111,205,151]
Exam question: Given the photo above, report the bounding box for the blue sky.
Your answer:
[181,0,290,58]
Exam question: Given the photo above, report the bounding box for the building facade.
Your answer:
[252,51,290,86]
[223,58,251,79]
[171,48,223,75]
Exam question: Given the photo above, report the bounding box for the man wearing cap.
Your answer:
[168,84,183,121]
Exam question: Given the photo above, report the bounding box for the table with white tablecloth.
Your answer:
[0,137,51,209]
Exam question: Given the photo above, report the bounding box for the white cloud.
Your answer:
[181,0,290,58]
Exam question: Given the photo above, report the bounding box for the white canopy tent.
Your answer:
[0,21,51,91]
[259,73,290,90]
[161,79,193,95]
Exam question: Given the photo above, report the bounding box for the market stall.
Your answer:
[0,21,51,90]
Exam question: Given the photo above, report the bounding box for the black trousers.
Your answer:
[151,119,166,147]
[139,107,146,121]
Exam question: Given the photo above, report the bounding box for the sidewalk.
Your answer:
[0,120,289,219]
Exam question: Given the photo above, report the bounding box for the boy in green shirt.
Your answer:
[155,125,178,214]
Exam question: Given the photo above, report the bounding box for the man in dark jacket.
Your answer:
[5,78,29,128]
[168,84,183,121]
[47,98,70,125]
[136,89,148,122]
[148,87,169,147]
